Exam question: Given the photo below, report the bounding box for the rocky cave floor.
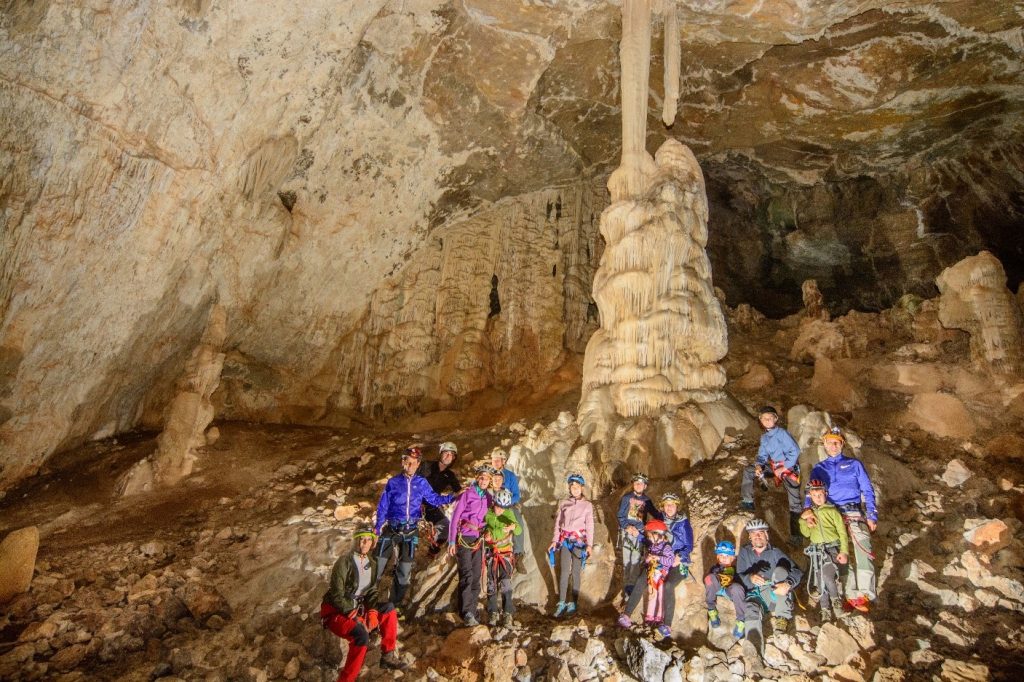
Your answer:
[2,304,1024,682]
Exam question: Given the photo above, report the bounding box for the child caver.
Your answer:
[799,478,849,621]
[548,473,594,618]
[704,540,746,639]
[483,488,522,627]
[616,473,660,597]
[617,520,675,634]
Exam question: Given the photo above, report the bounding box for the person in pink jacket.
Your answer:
[547,473,594,617]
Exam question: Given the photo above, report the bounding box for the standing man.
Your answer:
[320,527,408,681]
[374,446,454,606]
[419,442,462,555]
[740,405,803,545]
[490,451,527,571]
[736,518,802,655]
[806,427,878,612]
[449,464,495,626]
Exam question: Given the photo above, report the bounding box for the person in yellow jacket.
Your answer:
[799,479,849,621]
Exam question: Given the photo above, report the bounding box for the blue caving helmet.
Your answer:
[567,473,586,487]
[714,540,736,556]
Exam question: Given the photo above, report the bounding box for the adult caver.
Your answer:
[320,527,408,681]
[806,427,878,612]
[736,518,802,655]
[419,442,462,555]
[374,447,454,605]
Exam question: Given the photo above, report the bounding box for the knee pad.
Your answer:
[771,567,790,584]
[351,625,370,647]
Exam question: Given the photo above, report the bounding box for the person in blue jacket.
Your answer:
[374,446,454,605]
[616,473,661,597]
[740,405,803,544]
[804,426,878,612]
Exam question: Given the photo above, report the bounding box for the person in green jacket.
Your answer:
[799,479,850,621]
[320,527,408,681]
[483,488,522,627]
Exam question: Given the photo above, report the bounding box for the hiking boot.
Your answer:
[380,650,408,670]
[464,614,479,627]
[617,613,632,629]
[552,601,568,618]
[564,602,576,616]
[503,613,515,628]
[738,500,755,512]
[771,616,790,633]
[732,621,745,639]
[707,608,721,628]
[656,624,672,639]
[488,612,500,626]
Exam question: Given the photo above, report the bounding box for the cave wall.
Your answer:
[706,143,1024,316]
[2,0,1023,490]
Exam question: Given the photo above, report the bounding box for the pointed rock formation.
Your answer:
[117,306,227,495]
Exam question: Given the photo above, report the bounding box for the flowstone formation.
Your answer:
[578,0,750,487]
[936,251,1024,377]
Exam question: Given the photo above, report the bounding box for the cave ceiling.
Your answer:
[1,0,1023,489]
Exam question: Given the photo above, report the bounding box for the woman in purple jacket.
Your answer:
[448,464,495,626]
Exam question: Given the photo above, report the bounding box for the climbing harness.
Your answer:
[803,541,840,603]
[769,460,800,487]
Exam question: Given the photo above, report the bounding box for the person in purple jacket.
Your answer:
[374,447,454,606]
[448,464,495,626]
[805,427,878,612]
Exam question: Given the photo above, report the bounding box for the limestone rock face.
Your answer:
[936,252,1024,375]
[2,0,1023,490]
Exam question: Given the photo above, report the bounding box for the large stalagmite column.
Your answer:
[578,0,750,487]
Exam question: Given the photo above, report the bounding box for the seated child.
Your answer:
[703,540,746,638]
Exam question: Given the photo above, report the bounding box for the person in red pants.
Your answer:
[320,526,408,681]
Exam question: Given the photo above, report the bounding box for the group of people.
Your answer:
[317,405,879,679]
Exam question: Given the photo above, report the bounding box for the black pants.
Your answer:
[456,539,483,619]
[487,550,515,614]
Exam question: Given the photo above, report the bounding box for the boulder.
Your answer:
[440,625,492,665]
[905,393,975,439]
[622,635,671,682]
[867,362,945,395]
[810,357,866,412]
[983,434,1024,459]
[962,519,1010,553]
[941,459,972,488]
[791,318,847,363]
[734,363,774,392]
[177,582,231,623]
[815,622,861,666]
[0,526,39,603]
[939,659,989,681]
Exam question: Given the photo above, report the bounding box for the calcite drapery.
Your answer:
[581,140,728,417]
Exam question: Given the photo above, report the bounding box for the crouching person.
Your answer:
[737,518,802,656]
[321,527,407,681]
